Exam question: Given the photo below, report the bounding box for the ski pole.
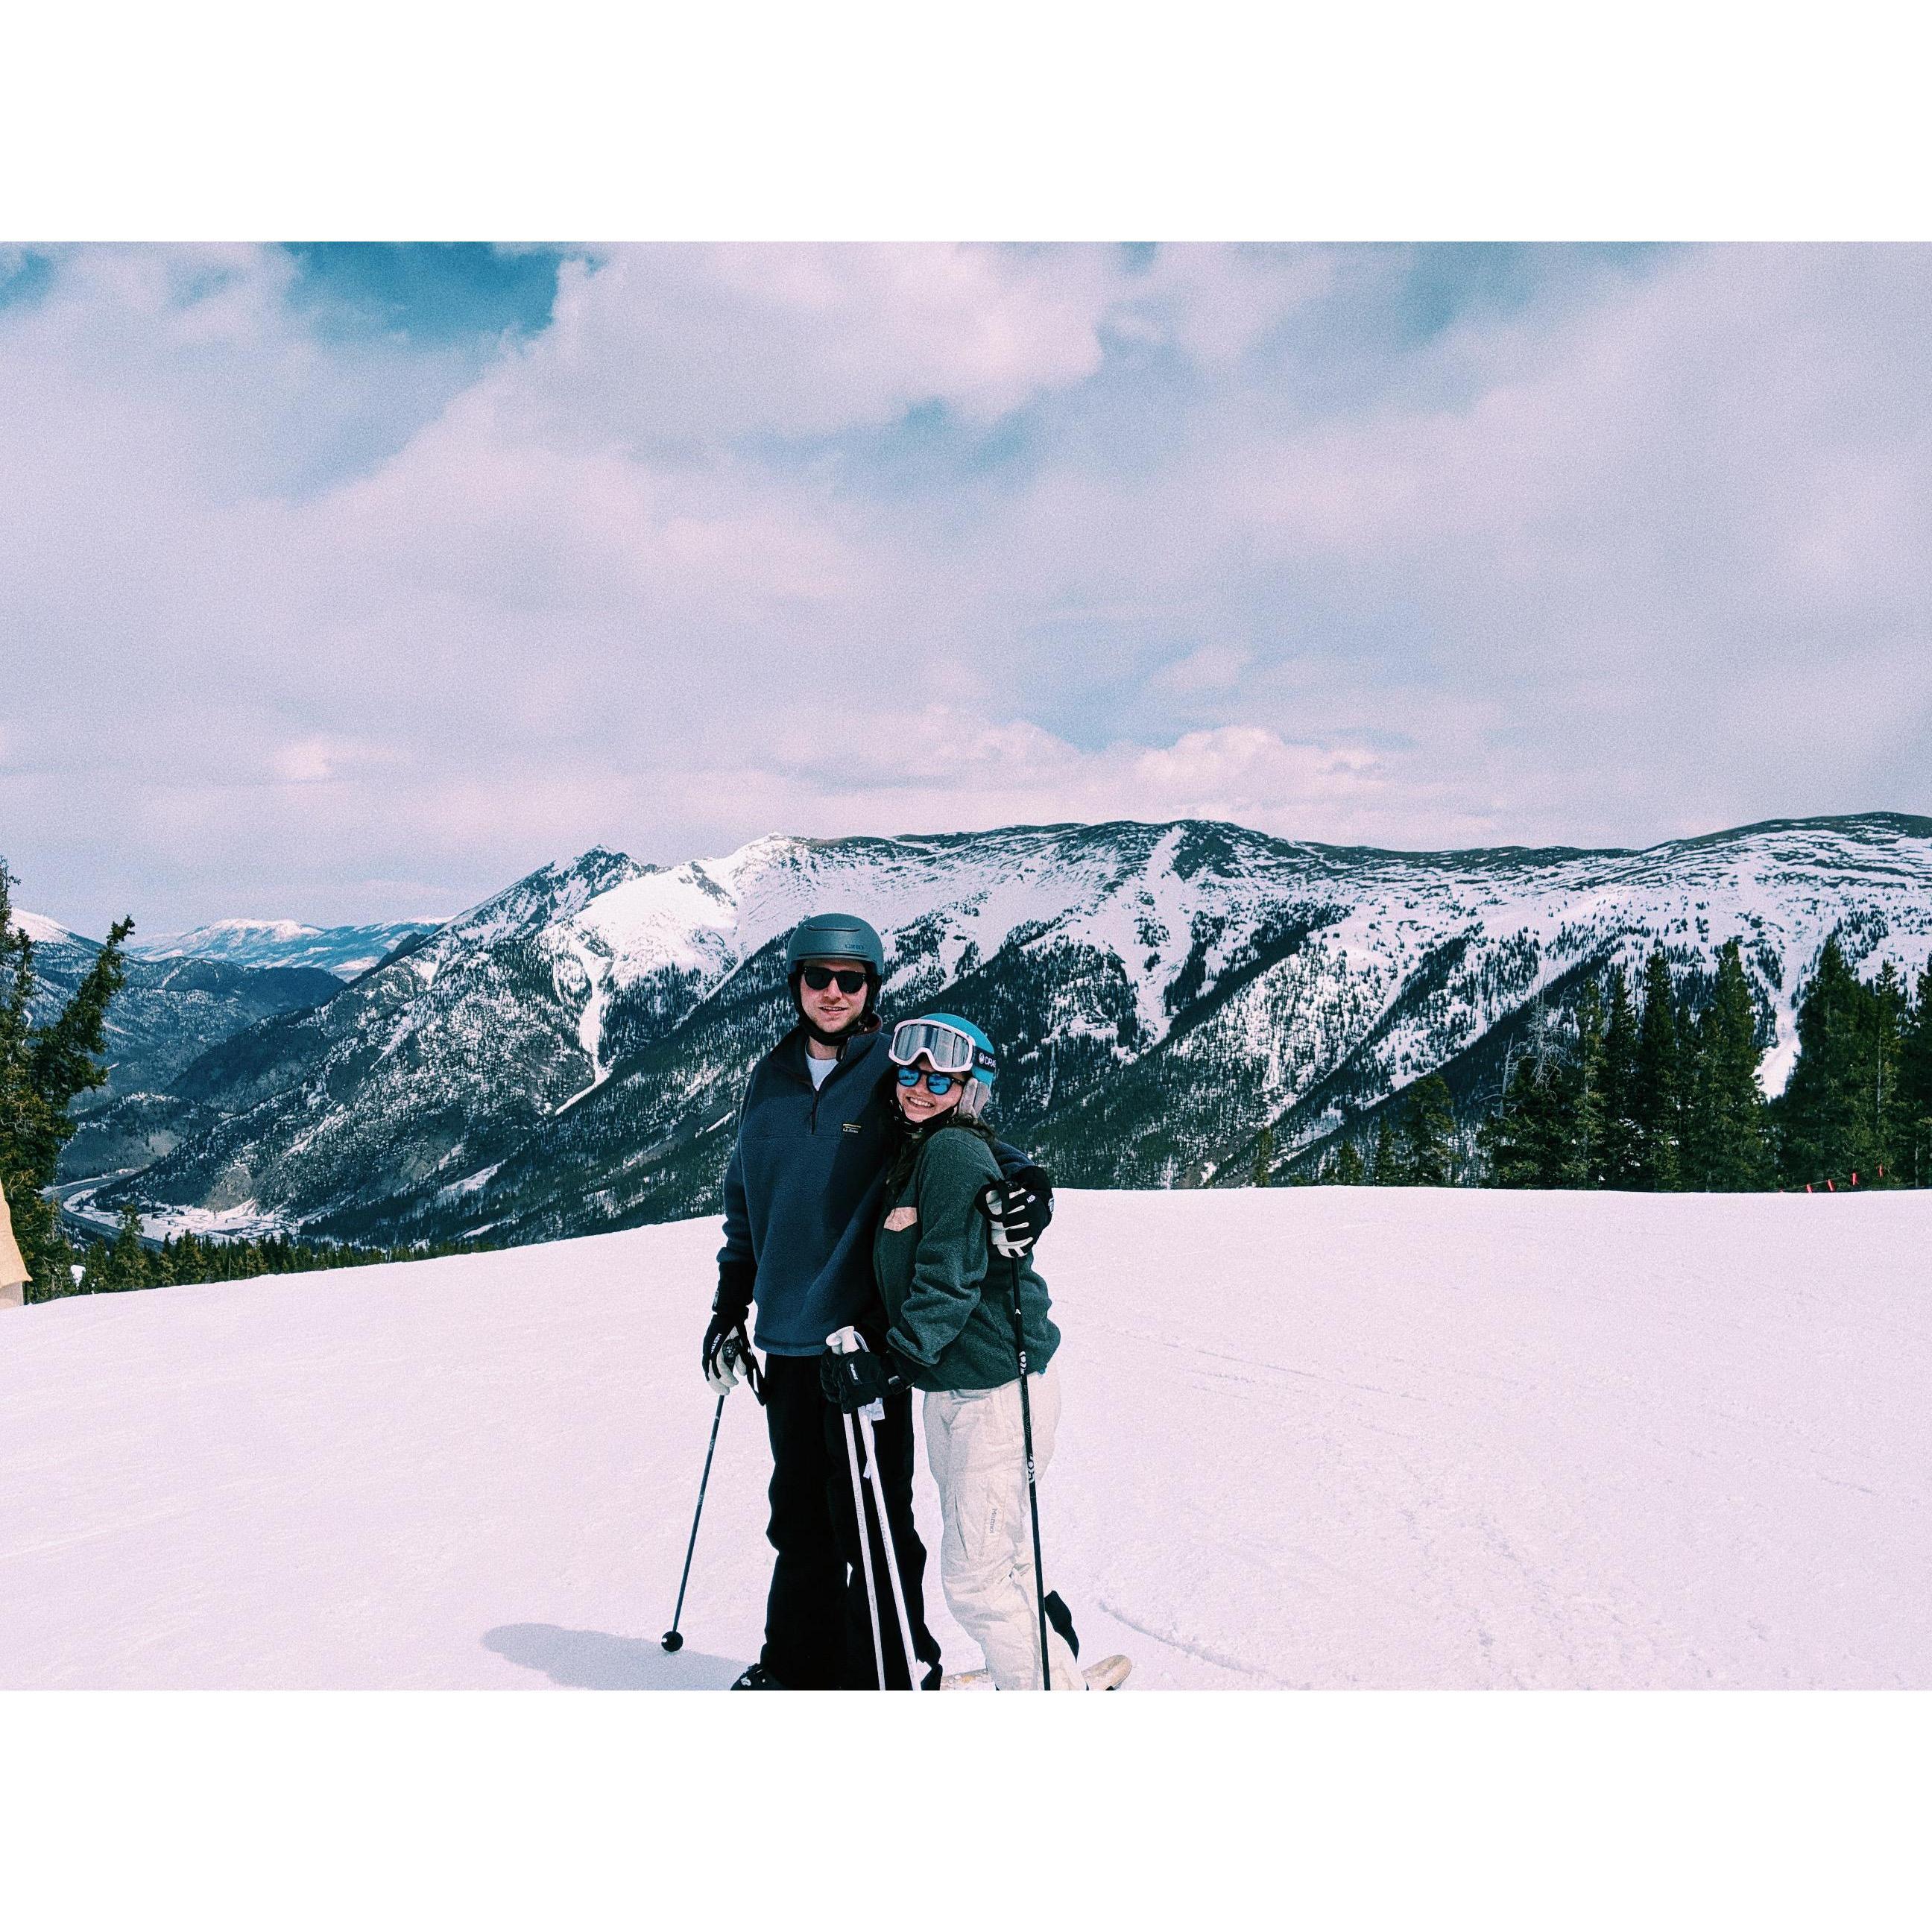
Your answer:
[1007,1256,1052,1690]
[839,1395,888,1689]
[855,1404,923,1690]
[978,1182,1052,1690]
[828,1326,924,1690]
[662,1336,743,1653]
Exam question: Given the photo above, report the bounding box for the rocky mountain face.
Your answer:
[84,813,1932,1246]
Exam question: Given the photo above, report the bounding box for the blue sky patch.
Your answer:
[282,242,575,345]
[0,247,56,313]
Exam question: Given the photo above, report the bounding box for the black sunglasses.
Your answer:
[801,965,869,995]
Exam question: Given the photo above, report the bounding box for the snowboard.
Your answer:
[940,1653,1133,1691]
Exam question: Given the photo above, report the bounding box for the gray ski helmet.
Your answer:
[784,912,885,979]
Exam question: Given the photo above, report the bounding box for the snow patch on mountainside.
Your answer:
[15,909,87,947]
[131,918,443,979]
[553,933,613,1113]
[574,862,742,985]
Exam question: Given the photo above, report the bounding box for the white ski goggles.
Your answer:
[887,1019,994,1079]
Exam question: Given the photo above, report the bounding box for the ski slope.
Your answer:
[1,1189,1925,1690]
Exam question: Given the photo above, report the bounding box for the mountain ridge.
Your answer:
[72,808,1932,1246]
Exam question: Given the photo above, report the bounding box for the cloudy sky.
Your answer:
[3,241,1928,936]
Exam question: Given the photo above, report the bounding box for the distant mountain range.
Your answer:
[128,918,441,979]
[23,914,344,1140]
[46,811,1932,1248]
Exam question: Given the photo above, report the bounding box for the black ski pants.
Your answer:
[759,1353,942,1690]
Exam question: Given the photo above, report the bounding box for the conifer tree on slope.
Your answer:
[1682,939,1772,1190]
[1861,960,1908,1183]
[1560,979,1607,1187]
[0,859,133,1303]
[95,1204,152,1292]
[1371,1114,1406,1184]
[1251,1124,1275,1187]
[1328,1139,1366,1185]
[1899,962,1932,1187]
[1777,932,1867,1185]
[1597,965,1641,1187]
[1630,947,1682,1190]
[1400,1073,1456,1185]
[1480,1026,1568,1187]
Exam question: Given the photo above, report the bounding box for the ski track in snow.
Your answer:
[0,1189,1926,1691]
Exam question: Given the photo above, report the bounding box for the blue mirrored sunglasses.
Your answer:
[895,1066,958,1095]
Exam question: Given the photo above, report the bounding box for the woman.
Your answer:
[825,1012,1087,1690]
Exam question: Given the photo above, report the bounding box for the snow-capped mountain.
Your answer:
[129,918,441,980]
[90,812,1932,1246]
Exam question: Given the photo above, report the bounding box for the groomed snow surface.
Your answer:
[1,1189,1925,1690]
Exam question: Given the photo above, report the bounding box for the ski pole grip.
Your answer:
[826,1326,867,1356]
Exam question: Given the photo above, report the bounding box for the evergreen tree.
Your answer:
[1480,1042,1568,1187]
[1861,960,1907,1183]
[1251,1125,1275,1187]
[1629,947,1682,1190]
[96,1205,151,1292]
[1560,980,1607,1187]
[1399,1074,1456,1186]
[1329,1140,1366,1186]
[0,858,133,1302]
[1777,932,1866,1185]
[1682,939,1772,1190]
[1899,962,1932,1187]
[1371,1115,1406,1184]
[1597,965,1641,1187]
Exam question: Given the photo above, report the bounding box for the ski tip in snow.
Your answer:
[940,1654,1133,1691]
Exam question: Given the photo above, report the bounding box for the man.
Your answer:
[0,1175,28,1310]
[706,912,1051,1689]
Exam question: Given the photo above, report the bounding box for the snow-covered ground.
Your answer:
[1,1189,1925,1690]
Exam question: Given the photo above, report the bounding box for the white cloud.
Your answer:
[4,242,1930,933]
[1154,642,1254,694]
[505,243,1123,446]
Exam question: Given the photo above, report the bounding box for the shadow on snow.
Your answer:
[484,1623,743,1690]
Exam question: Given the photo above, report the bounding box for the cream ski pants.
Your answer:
[922,1361,1085,1690]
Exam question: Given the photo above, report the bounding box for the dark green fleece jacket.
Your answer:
[874,1120,1059,1392]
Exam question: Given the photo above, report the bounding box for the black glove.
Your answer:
[819,1347,909,1414]
[981,1164,1054,1259]
[704,1262,763,1401]
[704,1314,765,1401]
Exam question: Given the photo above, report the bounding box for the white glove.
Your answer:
[706,1330,764,1401]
